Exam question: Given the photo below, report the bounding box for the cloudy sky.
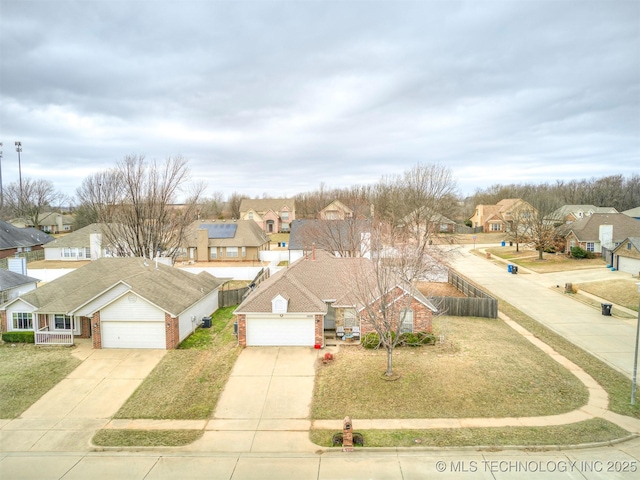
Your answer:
[1,0,638,202]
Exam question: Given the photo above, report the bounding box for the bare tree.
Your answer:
[77,155,204,260]
[504,201,537,252]
[520,193,563,260]
[225,191,245,220]
[3,178,66,228]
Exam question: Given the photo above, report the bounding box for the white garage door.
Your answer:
[246,316,315,346]
[101,321,165,349]
[617,256,640,275]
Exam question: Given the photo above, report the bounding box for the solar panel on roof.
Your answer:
[202,223,238,239]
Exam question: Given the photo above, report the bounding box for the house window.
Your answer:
[586,242,595,252]
[242,246,246,257]
[490,223,501,231]
[210,247,217,259]
[54,314,72,330]
[344,309,357,328]
[281,211,289,220]
[281,223,290,232]
[400,310,414,334]
[629,242,633,250]
[248,212,253,220]
[64,225,71,231]
[226,247,238,258]
[12,312,33,330]
[85,247,91,259]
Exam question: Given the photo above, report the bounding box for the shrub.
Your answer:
[361,332,381,349]
[416,331,437,345]
[570,246,587,259]
[399,333,420,346]
[2,331,35,343]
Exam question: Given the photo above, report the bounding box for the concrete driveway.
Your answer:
[191,347,320,453]
[0,341,165,452]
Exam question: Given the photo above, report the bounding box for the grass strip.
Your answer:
[310,418,629,448]
[92,429,203,447]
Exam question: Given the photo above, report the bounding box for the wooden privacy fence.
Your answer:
[434,270,498,318]
[219,287,249,307]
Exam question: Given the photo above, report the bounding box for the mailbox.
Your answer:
[342,416,354,451]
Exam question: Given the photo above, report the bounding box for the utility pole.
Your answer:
[15,141,23,199]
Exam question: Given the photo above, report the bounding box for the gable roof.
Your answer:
[0,220,54,250]
[622,207,640,218]
[288,219,369,252]
[43,223,106,249]
[239,198,294,215]
[4,257,227,316]
[550,205,618,219]
[37,212,75,227]
[0,269,39,292]
[235,249,437,314]
[612,237,640,255]
[186,219,270,247]
[562,213,640,242]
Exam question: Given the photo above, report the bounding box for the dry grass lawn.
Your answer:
[574,279,640,312]
[0,344,81,419]
[312,316,588,419]
[486,247,605,273]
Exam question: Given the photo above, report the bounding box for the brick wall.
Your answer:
[0,310,6,333]
[236,314,247,347]
[360,291,433,335]
[78,317,91,339]
[92,312,102,349]
[165,313,179,349]
[315,314,323,347]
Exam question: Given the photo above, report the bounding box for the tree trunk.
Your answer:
[385,347,394,376]
[538,248,543,260]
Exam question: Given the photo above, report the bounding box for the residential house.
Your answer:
[468,199,535,233]
[549,205,618,225]
[0,220,54,259]
[10,212,75,234]
[234,249,437,347]
[611,237,640,275]
[319,200,354,220]
[43,223,112,261]
[0,269,39,305]
[0,257,227,349]
[239,198,295,233]
[622,207,640,220]
[288,219,371,263]
[183,219,270,263]
[561,213,640,255]
[399,208,457,235]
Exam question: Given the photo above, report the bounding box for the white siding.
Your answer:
[100,294,164,322]
[44,247,63,261]
[178,289,221,342]
[74,283,131,317]
[5,299,37,331]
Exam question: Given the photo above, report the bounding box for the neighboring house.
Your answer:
[611,237,640,275]
[561,213,640,255]
[239,198,295,233]
[622,207,640,220]
[468,199,536,233]
[0,257,227,349]
[183,219,270,263]
[549,205,618,225]
[10,212,75,234]
[288,219,371,263]
[399,208,457,234]
[0,269,39,305]
[319,200,354,220]
[43,223,113,261]
[0,220,54,259]
[234,249,436,347]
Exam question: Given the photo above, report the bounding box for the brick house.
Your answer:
[234,249,437,347]
[468,199,536,233]
[240,198,296,233]
[561,213,640,255]
[0,219,54,260]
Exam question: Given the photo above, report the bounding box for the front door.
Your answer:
[266,220,274,233]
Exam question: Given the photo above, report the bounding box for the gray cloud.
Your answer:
[1,0,637,201]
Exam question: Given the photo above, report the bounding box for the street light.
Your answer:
[14,141,23,196]
[632,282,640,405]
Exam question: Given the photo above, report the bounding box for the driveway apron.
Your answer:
[194,347,320,453]
[0,342,165,452]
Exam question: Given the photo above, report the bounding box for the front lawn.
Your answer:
[312,316,588,419]
[93,429,203,447]
[485,247,605,273]
[574,279,640,312]
[113,306,240,420]
[310,418,628,448]
[0,344,81,419]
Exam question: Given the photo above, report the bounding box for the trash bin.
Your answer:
[508,264,513,273]
[509,241,513,246]
[202,317,212,328]
[512,265,518,274]
[601,303,612,316]
[501,241,506,247]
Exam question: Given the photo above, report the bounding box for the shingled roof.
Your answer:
[8,257,227,316]
[562,213,640,242]
[0,220,54,251]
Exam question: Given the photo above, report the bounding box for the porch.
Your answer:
[35,326,74,346]
[324,327,361,347]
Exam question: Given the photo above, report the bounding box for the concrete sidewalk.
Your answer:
[447,245,639,378]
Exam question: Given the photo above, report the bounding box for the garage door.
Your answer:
[101,321,165,349]
[617,256,640,275]
[246,316,315,346]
